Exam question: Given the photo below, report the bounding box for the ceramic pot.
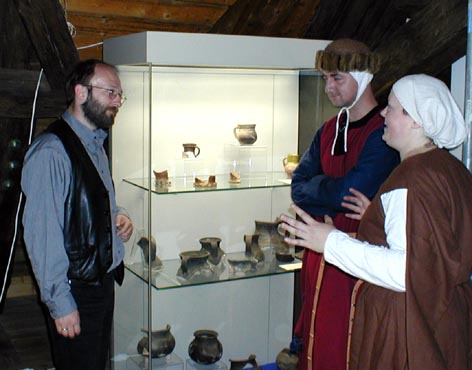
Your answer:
[188,329,223,364]
[178,250,210,275]
[282,154,300,179]
[183,143,201,158]
[227,257,258,273]
[254,218,287,251]
[137,236,162,269]
[153,170,171,190]
[276,348,299,370]
[199,237,225,265]
[233,124,257,145]
[230,354,260,370]
[137,324,176,358]
[244,234,264,262]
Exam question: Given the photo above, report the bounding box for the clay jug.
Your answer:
[188,329,223,364]
[137,324,176,358]
[254,218,287,252]
[199,237,225,265]
[182,143,201,158]
[282,154,300,179]
[233,124,257,145]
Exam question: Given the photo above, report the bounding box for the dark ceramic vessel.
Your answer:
[137,324,175,358]
[137,236,162,269]
[244,234,264,262]
[230,354,261,370]
[188,329,223,364]
[199,237,225,265]
[254,218,288,252]
[276,348,299,370]
[233,124,257,145]
[178,250,210,275]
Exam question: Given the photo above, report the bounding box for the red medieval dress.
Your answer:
[291,106,399,370]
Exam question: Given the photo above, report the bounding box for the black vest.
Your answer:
[47,119,113,283]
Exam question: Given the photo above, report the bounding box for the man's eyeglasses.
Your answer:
[84,85,127,104]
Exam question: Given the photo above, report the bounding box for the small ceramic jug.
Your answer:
[233,124,257,145]
[254,218,287,251]
[282,154,300,179]
[188,329,223,364]
[199,237,225,265]
[182,143,201,158]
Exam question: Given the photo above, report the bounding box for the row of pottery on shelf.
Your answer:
[182,123,258,159]
[176,218,294,279]
[137,326,222,364]
[153,149,300,188]
[137,326,267,369]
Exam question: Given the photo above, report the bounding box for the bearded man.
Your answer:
[22,59,133,370]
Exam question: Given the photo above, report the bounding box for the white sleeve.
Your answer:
[324,188,407,292]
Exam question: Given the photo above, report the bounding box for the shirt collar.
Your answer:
[62,111,107,154]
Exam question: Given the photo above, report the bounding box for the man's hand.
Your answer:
[55,310,81,338]
[116,214,133,242]
[342,187,371,220]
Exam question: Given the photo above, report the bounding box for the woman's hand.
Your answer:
[279,204,335,254]
[342,187,371,220]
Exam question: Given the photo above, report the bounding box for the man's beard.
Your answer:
[82,95,118,129]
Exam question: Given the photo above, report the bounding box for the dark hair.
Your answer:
[65,59,118,106]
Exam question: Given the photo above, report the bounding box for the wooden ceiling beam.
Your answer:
[372,0,466,98]
[67,12,212,38]
[64,0,228,24]
[15,0,79,90]
[0,68,51,95]
[211,0,322,38]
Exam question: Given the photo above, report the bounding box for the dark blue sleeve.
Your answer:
[291,126,399,217]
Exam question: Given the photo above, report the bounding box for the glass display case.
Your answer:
[103,32,331,370]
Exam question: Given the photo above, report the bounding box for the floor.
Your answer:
[0,295,54,370]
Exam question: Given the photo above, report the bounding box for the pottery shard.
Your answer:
[194,175,217,188]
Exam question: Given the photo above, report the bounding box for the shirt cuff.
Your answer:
[48,291,77,320]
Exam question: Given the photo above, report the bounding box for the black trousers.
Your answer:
[46,273,115,370]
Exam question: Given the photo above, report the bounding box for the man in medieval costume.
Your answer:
[290,39,399,370]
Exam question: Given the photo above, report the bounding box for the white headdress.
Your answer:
[392,74,468,149]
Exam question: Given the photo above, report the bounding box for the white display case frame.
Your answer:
[104,31,329,370]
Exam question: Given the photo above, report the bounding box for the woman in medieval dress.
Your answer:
[281,74,472,370]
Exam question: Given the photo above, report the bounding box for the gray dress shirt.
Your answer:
[21,110,126,319]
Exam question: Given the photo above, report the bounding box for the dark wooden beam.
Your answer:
[0,68,52,96]
[0,0,38,69]
[210,0,322,38]
[0,93,65,119]
[14,0,79,90]
[372,0,467,99]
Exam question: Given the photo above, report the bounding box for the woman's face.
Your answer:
[381,92,414,152]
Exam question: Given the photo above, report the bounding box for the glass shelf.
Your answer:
[124,172,291,194]
[125,249,302,290]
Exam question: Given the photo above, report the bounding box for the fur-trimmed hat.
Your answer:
[315,39,380,74]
